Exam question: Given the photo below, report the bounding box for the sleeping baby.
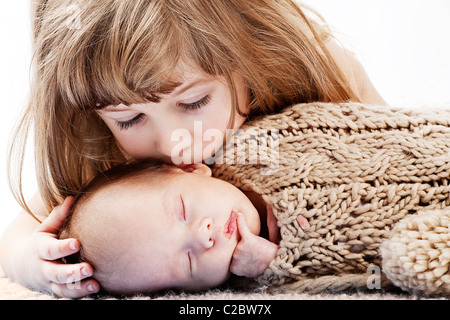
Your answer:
[59,160,308,295]
[61,102,450,296]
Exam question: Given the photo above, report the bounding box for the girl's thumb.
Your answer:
[37,196,74,233]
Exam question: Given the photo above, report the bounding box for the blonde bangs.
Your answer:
[41,0,189,111]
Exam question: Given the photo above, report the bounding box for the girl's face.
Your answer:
[97,62,249,164]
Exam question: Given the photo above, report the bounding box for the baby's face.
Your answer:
[98,164,260,294]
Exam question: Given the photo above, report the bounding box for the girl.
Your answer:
[0,0,385,298]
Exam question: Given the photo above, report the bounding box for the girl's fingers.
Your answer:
[42,261,93,284]
[37,196,74,234]
[50,279,100,299]
[38,237,80,261]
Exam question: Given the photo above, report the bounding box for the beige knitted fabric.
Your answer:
[211,102,450,295]
[381,209,450,295]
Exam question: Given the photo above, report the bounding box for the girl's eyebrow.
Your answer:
[173,78,211,96]
[100,78,211,112]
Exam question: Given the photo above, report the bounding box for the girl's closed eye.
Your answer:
[114,95,211,131]
[178,94,211,112]
[116,113,145,131]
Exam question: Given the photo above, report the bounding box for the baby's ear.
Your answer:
[170,164,212,177]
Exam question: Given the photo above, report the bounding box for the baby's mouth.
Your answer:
[223,211,237,239]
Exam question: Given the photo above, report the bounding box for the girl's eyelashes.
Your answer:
[178,94,211,112]
[116,113,145,131]
[114,94,211,131]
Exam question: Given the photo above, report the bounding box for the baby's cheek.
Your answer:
[199,255,232,288]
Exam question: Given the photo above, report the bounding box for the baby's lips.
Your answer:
[223,211,238,239]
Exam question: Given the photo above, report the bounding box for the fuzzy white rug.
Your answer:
[1,268,443,300]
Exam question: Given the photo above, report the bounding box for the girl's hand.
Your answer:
[14,197,99,298]
[230,213,278,278]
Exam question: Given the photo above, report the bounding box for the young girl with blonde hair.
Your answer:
[0,0,385,298]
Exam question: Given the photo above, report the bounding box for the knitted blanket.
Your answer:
[211,102,450,296]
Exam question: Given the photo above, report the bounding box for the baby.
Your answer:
[60,102,450,296]
[59,160,306,295]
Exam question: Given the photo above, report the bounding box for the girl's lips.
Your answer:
[223,211,237,239]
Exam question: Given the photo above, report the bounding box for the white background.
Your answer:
[1,0,450,237]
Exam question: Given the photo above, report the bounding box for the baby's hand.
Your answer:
[230,213,278,278]
[297,214,310,231]
[266,204,309,244]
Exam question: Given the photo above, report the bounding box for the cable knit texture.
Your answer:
[211,102,450,296]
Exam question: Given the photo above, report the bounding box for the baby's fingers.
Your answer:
[296,214,310,231]
[236,212,252,239]
[50,279,100,299]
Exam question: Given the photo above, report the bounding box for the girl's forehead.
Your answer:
[169,59,214,83]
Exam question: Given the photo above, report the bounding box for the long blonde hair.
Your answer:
[10,0,359,220]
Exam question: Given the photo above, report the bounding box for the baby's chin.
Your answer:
[183,270,232,292]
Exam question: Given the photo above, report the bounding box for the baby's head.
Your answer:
[59,160,260,295]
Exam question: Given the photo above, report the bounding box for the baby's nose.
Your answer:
[194,218,214,250]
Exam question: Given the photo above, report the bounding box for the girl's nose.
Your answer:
[193,218,214,250]
[154,133,176,161]
[151,119,183,160]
